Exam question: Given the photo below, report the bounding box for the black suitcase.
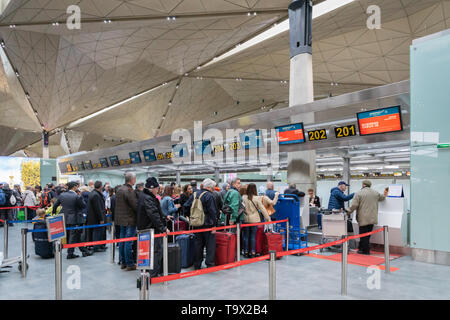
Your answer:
[168,243,181,274]
[32,221,54,259]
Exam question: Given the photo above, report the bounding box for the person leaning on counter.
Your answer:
[346,180,388,255]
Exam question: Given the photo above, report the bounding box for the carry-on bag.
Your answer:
[176,234,195,268]
[263,232,283,258]
[168,243,182,274]
[32,221,54,259]
[215,232,236,266]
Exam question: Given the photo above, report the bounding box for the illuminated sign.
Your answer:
[307,129,327,141]
[239,130,264,149]
[77,162,85,170]
[99,158,109,168]
[84,160,93,170]
[143,149,157,162]
[66,163,73,172]
[357,106,402,136]
[109,156,120,167]
[275,123,305,145]
[194,140,212,155]
[157,153,164,160]
[129,151,142,164]
[334,124,357,139]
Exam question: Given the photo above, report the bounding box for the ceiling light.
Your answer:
[247,12,251,16]
[385,165,399,169]
[0,41,5,48]
[172,17,176,21]
[9,25,15,28]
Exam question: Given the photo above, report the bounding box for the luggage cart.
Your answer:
[0,252,26,273]
[319,209,347,253]
[274,194,308,252]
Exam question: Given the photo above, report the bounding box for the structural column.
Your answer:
[176,170,181,186]
[42,130,49,159]
[215,167,220,184]
[343,157,350,195]
[287,0,316,194]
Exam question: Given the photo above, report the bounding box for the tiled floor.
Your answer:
[1,225,450,300]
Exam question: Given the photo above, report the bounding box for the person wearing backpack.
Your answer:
[221,177,243,227]
[40,187,53,208]
[0,182,16,227]
[190,178,218,270]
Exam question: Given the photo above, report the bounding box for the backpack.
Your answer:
[40,191,51,208]
[0,189,5,206]
[3,189,16,207]
[190,192,207,227]
[9,194,16,206]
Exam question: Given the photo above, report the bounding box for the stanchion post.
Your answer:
[21,228,28,278]
[269,250,276,300]
[384,226,390,274]
[55,240,62,300]
[286,220,290,251]
[25,207,28,225]
[3,222,8,259]
[236,223,241,262]
[139,271,150,300]
[163,235,168,286]
[110,221,115,264]
[341,236,348,296]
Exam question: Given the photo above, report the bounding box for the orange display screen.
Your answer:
[357,106,402,136]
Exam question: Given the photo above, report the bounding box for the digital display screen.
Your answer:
[129,151,142,164]
[275,123,305,144]
[66,163,73,172]
[357,106,402,136]
[172,143,189,158]
[334,124,357,138]
[143,149,157,162]
[99,158,109,168]
[307,129,327,141]
[194,140,212,155]
[109,155,120,167]
[84,160,93,170]
[77,162,85,171]
[239,130,264,149]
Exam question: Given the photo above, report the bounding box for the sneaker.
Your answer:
[67,254,80,259]
[125,265,137,271]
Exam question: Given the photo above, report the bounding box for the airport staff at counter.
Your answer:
[346,180,387,255]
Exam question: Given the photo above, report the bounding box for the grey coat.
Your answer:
[53,190,85,225]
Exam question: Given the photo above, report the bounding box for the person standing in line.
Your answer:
[115,172,138,271]
[87,181,107,253]
[136,177,170,279]
[346,180,387,255]
[23,186,38,219]
[52,182,91,259]
[220,182,230,201]
[265,181,276,200]
[222,177,243,227]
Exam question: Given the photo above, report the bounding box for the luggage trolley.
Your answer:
[273,194,308,252]
[319,209,347,253]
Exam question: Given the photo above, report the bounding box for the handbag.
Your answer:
[250,199,265,222]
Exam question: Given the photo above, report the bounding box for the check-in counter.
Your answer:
[351,197,409,247]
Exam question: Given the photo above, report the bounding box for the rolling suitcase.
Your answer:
[174,219,187,231]
[168,243,182,274]
[32,221,54,259]
[263,232,283,258]
[176,234,195,268]
[215,232,236,266]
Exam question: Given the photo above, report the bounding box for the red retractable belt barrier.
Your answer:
[0,206,40,210]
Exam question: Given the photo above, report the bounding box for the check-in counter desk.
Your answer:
[351,197,409,247]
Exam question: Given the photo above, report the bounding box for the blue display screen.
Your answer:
[78,162,85,170]
[84,160,93,170]
[194,140,212,155]
[109,155,120,167]
[129,151,142,164]
[99,158,109,168]
[143,149,157,162]
[239,130,264,149]
[172,143,189,158]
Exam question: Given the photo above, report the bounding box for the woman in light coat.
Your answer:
[23,186,38,219]
[242,183,271,258]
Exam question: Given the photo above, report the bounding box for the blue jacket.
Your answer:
[161,196,178,218]
[265,189,276,200]
[327,187,354,210]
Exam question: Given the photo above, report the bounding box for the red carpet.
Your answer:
[305,251,400,272]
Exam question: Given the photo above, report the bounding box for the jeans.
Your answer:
[243,225,257,253]
[194,229,216,269]
[119,226,137,267]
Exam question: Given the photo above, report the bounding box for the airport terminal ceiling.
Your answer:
[0,0,447,158]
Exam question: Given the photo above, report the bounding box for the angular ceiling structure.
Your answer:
[0,0,448,158]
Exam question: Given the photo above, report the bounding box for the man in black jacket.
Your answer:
[192,178,218,270]
[53,182,91,259]
[87,181,107,252]
[284,183,306,199]
[137,177,170,278]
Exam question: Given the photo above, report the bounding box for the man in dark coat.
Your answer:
[53,182,91,259]
[137,177,170,279]
[284,183,306,199]
[87,181,107,252]
[191,178,218,270]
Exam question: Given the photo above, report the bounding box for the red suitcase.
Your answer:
[254,226,265,254]
[263,232,283,258]
[215,232,237,266]
[174,220,187,231]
